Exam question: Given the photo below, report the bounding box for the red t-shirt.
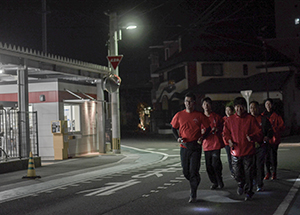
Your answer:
[202,112,225,151]
[170,110,210,146]
[223,112,263,157]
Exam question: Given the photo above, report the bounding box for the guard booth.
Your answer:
[0,42,116,160]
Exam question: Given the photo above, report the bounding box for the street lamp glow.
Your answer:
[126,25,137,30]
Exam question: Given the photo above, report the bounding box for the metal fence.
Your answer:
[0,109,38,161]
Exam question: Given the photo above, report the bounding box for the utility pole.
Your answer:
[263,40,269,98]
[42,0,47,53]
[108,12,121,154]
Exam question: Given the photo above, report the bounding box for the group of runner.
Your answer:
[171,92,285,203]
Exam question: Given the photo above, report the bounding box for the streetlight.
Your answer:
[107,12,136,154]
[126,25,137,30]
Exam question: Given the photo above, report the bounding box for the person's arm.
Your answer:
[200,114,212,140]
[277,115,285,133]
[262,116,273,142]
[248,117,264,144]
[201,126,212,140]
[228,139,235,148]
[172,127,182,143]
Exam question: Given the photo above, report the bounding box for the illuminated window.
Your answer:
[64,104,81,132]
[295,18,300,25]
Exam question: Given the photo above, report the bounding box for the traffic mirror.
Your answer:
[103,74,121,93]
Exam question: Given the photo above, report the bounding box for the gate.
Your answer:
[0,109,38,161]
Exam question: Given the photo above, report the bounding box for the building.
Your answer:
[149,34,299,135]
[0,42,113,162]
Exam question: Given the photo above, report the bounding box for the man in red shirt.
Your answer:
[171,92,210,203]
[223,97,263,201]
[201,97,225,190]
[262,98,285,180]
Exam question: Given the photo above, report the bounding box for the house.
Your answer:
[149,35,299,135]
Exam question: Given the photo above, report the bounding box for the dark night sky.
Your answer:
[0,0,275,86]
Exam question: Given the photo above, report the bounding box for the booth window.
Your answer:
[64,104,81,132]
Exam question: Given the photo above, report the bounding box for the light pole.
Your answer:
[108,12,121,154]
[107,12,137,154]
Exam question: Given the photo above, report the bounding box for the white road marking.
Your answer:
[273,174,300,215]
[157,186,167,189]
[77,179,141,196]
[132,167,181,178]
[170,180,181,183]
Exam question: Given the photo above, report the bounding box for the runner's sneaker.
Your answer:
[188,197,197,203]
[218,181,224,189]
[210,184,218,190]
[244,193,252,201]
[237,187,244,195]
[264,173,270,180]
[256,187,264,192]
[271,173,277,180]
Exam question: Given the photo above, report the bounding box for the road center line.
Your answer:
[273,174,300,215]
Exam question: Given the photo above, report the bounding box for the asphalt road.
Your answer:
[0,133,299,215]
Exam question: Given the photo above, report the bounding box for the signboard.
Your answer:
[107,55,123,70]
[240,90,252,113]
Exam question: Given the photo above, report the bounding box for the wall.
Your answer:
[0,80,101,159]
[197,61,263,84]
[283,72,300,135]
[29,82,59,158]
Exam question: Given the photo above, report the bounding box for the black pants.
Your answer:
[232,154,254,196]
[265,144,279,174]
[225,145,233,174]
[204,149,223,186]
[180,142,201,198]
[253,144,266,188]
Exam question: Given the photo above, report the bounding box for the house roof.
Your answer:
[189,71,293,95]
[155,35,292,72]
[0,42,110,83]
